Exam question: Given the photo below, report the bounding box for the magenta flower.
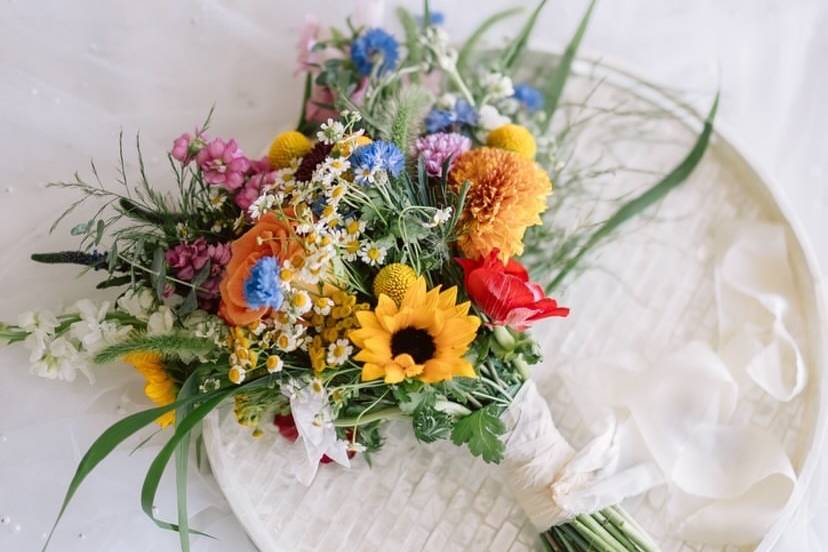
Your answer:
[196,138,250,191]
[235,158,276,211]
[171,133,193,163]
[165,239,231,299]
[415,132,472,177]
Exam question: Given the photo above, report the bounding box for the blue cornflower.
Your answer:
[424,99,478,133]
[513,83,544,112]
[350,140,405,180]
[454,99,478,126]
[243,257,283,310]
[351,28,399,77]
[425,109,456,133]
[417,11,445,25]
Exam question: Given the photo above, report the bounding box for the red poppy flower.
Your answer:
[456,249,570,331]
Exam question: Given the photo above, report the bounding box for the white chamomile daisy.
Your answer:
[317,119,346,144]
[326,339,353,366]
[424,206,453,228]
[313,296,334,316]
[289,290,313,315]
[266,355,284,374]
[359,241,388,266]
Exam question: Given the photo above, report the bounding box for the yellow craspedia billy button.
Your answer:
[267,130,312,169]
[486,124,537,159]
[373,263,417,305]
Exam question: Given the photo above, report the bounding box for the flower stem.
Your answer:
[333,406,403,427]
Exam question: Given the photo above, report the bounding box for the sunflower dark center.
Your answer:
[391,327,436,364]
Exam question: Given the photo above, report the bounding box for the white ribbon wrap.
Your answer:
[501,380,659,530]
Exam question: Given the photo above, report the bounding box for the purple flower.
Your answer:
[196,138,251,191]
[415,132,471,177]
[165,238,231,299]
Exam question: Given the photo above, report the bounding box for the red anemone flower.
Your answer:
[456,249,570,331]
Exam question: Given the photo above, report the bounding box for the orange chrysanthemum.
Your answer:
[449,147,552,262]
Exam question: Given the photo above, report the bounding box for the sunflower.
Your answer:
[350,277,480,384]
[449,147,551,262]
[122,351,177,428]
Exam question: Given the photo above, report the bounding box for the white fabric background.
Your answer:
[0,1,826,550]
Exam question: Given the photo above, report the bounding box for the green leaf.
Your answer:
[546,92,719,292]
[140,376,229,541]
[396,7,422,69]
[456,7,523,75]
[296,72,313,134]
[94,334,217,364]
[173,371,200,551]
[450,404,507,464]
[96,275,132,290]
[107,241,119,272]
[152,246,166,301]
[70,221,91,236]
[542,0,596,126]
[499,0,547,72]
[40,386,230,551]
[95,219,105,246]
[412,394,453,443]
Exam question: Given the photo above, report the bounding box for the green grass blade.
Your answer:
[40,387,229,551]
[456,7,523,76]
[173,371,200,551]
[499,0,548,72]
[542,0,596,126]
[140,388,233,538]
[397,7,422,69]
[546,92,719,292]
[140,376,268,539]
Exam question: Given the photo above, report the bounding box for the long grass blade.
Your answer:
[542,0,597,126]
[500,0,548,72]
[456,7,523,75]
[41,387,230,551]
[546,92,719,292]
[173,371,200,551]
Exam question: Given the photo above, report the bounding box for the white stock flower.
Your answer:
[68,299,113,353]
[147,305,175,336]
[117,287,155,320]
[478,104,511,130]
[481,71,514,100]
[31,337,92,383]
[18,309,58,362]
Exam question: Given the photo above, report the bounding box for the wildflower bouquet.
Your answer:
[0,1,718,551]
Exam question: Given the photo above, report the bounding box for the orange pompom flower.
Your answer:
[218,212,303,326]
[449,147,552,262]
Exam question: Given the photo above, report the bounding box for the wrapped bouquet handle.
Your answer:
[503,381,661,551]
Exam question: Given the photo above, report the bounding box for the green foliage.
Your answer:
[39,383,236,550]
[379,85,433,156]
[396,7,423,68]
[499,0,548,72]
[450,404,507,464]
[542,0,597,126]
[546,93,719,291]
[412,394,454,443]
[457,7,523,76]
[94,334,218,365]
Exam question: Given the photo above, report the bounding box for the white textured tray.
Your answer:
[202,57,827,552]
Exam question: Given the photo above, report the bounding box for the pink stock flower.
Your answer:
[415,132,472,177]
[165,238,232,299]
[235,158,276,211]
[296,16,321,74]
[305,79,369,124]
[171,133,193,163]
[196,138,250,191]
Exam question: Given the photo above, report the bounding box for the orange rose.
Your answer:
[219,212,303,326]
